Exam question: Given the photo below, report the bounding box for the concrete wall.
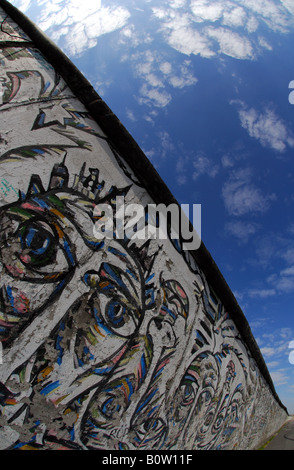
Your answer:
[0,1,288,450]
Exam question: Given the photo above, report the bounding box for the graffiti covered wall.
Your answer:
[0,3,288,450]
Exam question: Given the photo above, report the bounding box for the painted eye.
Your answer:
[95,261,142,338]
[106,301,128,329]
[102,297,139,338]
[0,215,75,282]
[19,221,57,268]
[132,417,167,448]
[182,383,195,405]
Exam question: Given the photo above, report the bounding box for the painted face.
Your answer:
[80,276,189,449]
[0,164,189,450]
[0,192,77,343]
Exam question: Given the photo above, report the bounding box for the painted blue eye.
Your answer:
[19,221,57,268]
[101,396,121,419]
[95,261,142,337]
[25,227,51,255]
[106,301,127,329]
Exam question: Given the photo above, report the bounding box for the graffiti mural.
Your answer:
[0,6,287,450]
[0,154,191,449]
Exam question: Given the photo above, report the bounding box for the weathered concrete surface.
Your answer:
[0,0,288,451]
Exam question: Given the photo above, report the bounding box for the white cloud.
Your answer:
[254,327,294,389]
[254,238,277,268]
[152,7,168,20]
[221,154,234,168]
[236,104,294,152]
[152,0,294,62]
[246,15,259,33]
[175,155,190,186]
[260,346,276,358]
[168,61,198,88]
[158,131,175,157]
[190,0,223,23]
[222,168,276,216]
[270,370,289,386]
[249,238,294,295]
[138,84,171,108]
[119,25,140,48]
[152,7,215,57]
[280,327,293,339]
[133,50,154,75]
[249,317,269,330]
[177,174,188,186]
[251,232,294,271]
[248,288,276,298]
[145,73,165,88]
[119,24,152,48]
[170,0,187,8]
[268,264,294,293]
[130,50,170,107]
[159,62,172,75]
[281,266,294,276]
[15,0,31,11]
[222,6,246,28]
[258,36,272,50]
[266,361,280,368]
[12,0,294,115]
[14,0,294,64]
[225,220,260,243]
[165,21,215,58]
[144,149,156,162]
[143,131,175,165]
[192,153,219,180]
[131,50,197,108]
[173,150,219,185]
[206,26,254,59]
[281,0,294,16]
[94,74,113,97]
[243,0,293,32]
[34,0,131,56]
[280,248,294,265]
[126,108,136,122]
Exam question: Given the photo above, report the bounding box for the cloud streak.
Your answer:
[234,102,294,152]
[12,0,294,113]
[152,0,294,61]
[129,50,197,108]
[175,152,219,186]
[225,220,260,244]
[34,0,131,56]
[205,26,253,59]
[267,265,294,294]
[222,167,276,216]
[15,0,294,63]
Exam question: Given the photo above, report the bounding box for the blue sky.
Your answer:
[10,0,294,414]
